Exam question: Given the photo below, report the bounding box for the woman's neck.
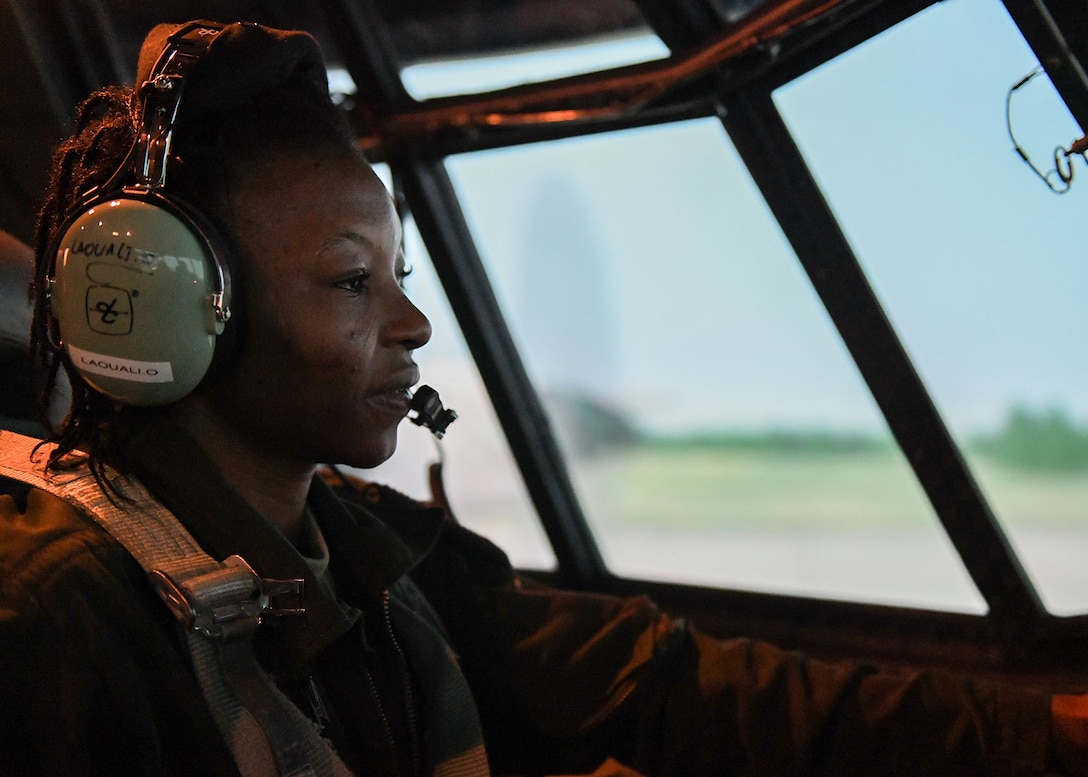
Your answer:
[167,397,315,545]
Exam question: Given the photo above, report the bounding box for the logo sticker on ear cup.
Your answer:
[85,286,133,334]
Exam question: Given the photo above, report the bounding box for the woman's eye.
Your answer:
[335,270,371,294]
[397,263,414,290]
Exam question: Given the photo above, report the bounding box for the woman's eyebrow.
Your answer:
[318,231,379,256]
[318,230,404,268]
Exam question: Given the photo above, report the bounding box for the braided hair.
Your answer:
[30,85,143,482]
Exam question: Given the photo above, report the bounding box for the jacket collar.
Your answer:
[120,413,445,670]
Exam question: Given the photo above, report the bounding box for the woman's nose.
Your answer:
[386,291,432,350]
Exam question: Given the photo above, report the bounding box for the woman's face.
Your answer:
[208,149,432,468]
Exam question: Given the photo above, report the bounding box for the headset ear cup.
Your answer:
[49,193,232,406]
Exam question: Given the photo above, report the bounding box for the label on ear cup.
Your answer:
[67,344,175,384]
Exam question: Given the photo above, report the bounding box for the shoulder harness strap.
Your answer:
[0,430,353,777]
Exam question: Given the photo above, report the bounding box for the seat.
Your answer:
[0,230,53,437]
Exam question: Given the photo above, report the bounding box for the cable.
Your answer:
[1006,66,1087,194]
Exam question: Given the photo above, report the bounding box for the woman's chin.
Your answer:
[337,430,399,470]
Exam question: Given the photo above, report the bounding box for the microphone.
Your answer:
[408,385,458,439]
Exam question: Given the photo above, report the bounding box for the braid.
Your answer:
[30,86,141,482]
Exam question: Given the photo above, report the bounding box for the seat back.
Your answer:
[0,231,52,436]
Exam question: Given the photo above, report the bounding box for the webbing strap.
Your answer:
[0,430,352,777]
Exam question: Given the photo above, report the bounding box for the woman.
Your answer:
[0,18,1085,777]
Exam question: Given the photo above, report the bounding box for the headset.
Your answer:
[46,21,233,407]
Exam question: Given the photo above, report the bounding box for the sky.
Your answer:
[774,0,1088,437]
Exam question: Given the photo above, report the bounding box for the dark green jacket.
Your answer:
[0,419,1054,776]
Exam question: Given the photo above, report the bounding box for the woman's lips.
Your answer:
[366,386,413,418]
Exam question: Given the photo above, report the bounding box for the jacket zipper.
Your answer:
[361,655,400,777]
[383,589,422,775]
[359,591,422,777]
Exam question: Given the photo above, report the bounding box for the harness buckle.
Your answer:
[149,555,305,640]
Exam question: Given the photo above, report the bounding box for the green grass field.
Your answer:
[451,439,1088,609]
[567,444,1088,531]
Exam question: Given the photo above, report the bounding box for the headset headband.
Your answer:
[135,23,225,188]
[130,21,231,325]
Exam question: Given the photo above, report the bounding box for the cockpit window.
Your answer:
[775,0,1088,614]
[442,118,986,613]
